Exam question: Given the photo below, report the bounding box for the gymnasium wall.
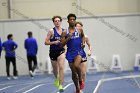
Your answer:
[0,0,140,19]
[0,0,8,19]
[0,15,140,76]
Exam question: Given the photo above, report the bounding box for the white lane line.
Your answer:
[15,83,37,93]
[15,82,54,93]
[0,77,51,93]
[0,86,12,91]
[133,77,140,88]
[57,83,73,93]
[130,72,140,88]
[63,83,73,90]
[22,84,45,93]
[93,74,140,93]
[92,72,106,93]
[93,80,102,93]
[15,82,53,93]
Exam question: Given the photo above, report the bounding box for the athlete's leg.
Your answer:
[57,53,65,85]
[57,53,65,92]
[74,55,82,82]
[80,62,87,82]
[69,62,80,91]
[51,60,59,78]
[74,55,85,90]
[51,59,60,88]
[78,49,87,90]
[68,55,82,92]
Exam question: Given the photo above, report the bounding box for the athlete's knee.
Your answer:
[59,65,64,71]
[74,63,80,69]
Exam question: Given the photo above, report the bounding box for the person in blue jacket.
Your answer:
[0,37,2,58]
[24,31,38,77]
[2,34,18,80]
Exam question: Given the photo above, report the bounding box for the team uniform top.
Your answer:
[66,28,84,63]
[24,37,38,56]
[50,27,64,51]
[2,40,18,57]
[66,28,82,52]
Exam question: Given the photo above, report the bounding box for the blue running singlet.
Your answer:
[49,27,65,61]
[66,28,84,63]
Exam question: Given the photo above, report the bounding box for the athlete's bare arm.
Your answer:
[45,29,60,45]
[80,29,85,48]
[60,30,72,48]
[85,35,92,56]
[85,36,92,51]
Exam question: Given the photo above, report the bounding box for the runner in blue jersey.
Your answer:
[45,16,65,92]
[60,13,85,93]
[75,21,92,83]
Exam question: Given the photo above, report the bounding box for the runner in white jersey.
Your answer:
[75,21,92,83]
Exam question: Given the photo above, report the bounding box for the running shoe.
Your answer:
[29,70,34,77]
[79,80,84,90]
[13,76,18,79]
[58,85,64,92]
[54,78,59,88]
[7,77,11,80]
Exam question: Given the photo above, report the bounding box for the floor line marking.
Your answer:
[16,78,48,93]
[0,86,12,91]
[93,74,140,93]
[22,84,45,93]
[57,83,73,93]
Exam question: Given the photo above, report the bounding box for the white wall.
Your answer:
[0,15,140,76]
[81,0,140,16]
[0,0,140,19]
[0,0,8,19]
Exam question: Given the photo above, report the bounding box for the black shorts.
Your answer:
[81,56,87,63]
[49,48,65,61]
